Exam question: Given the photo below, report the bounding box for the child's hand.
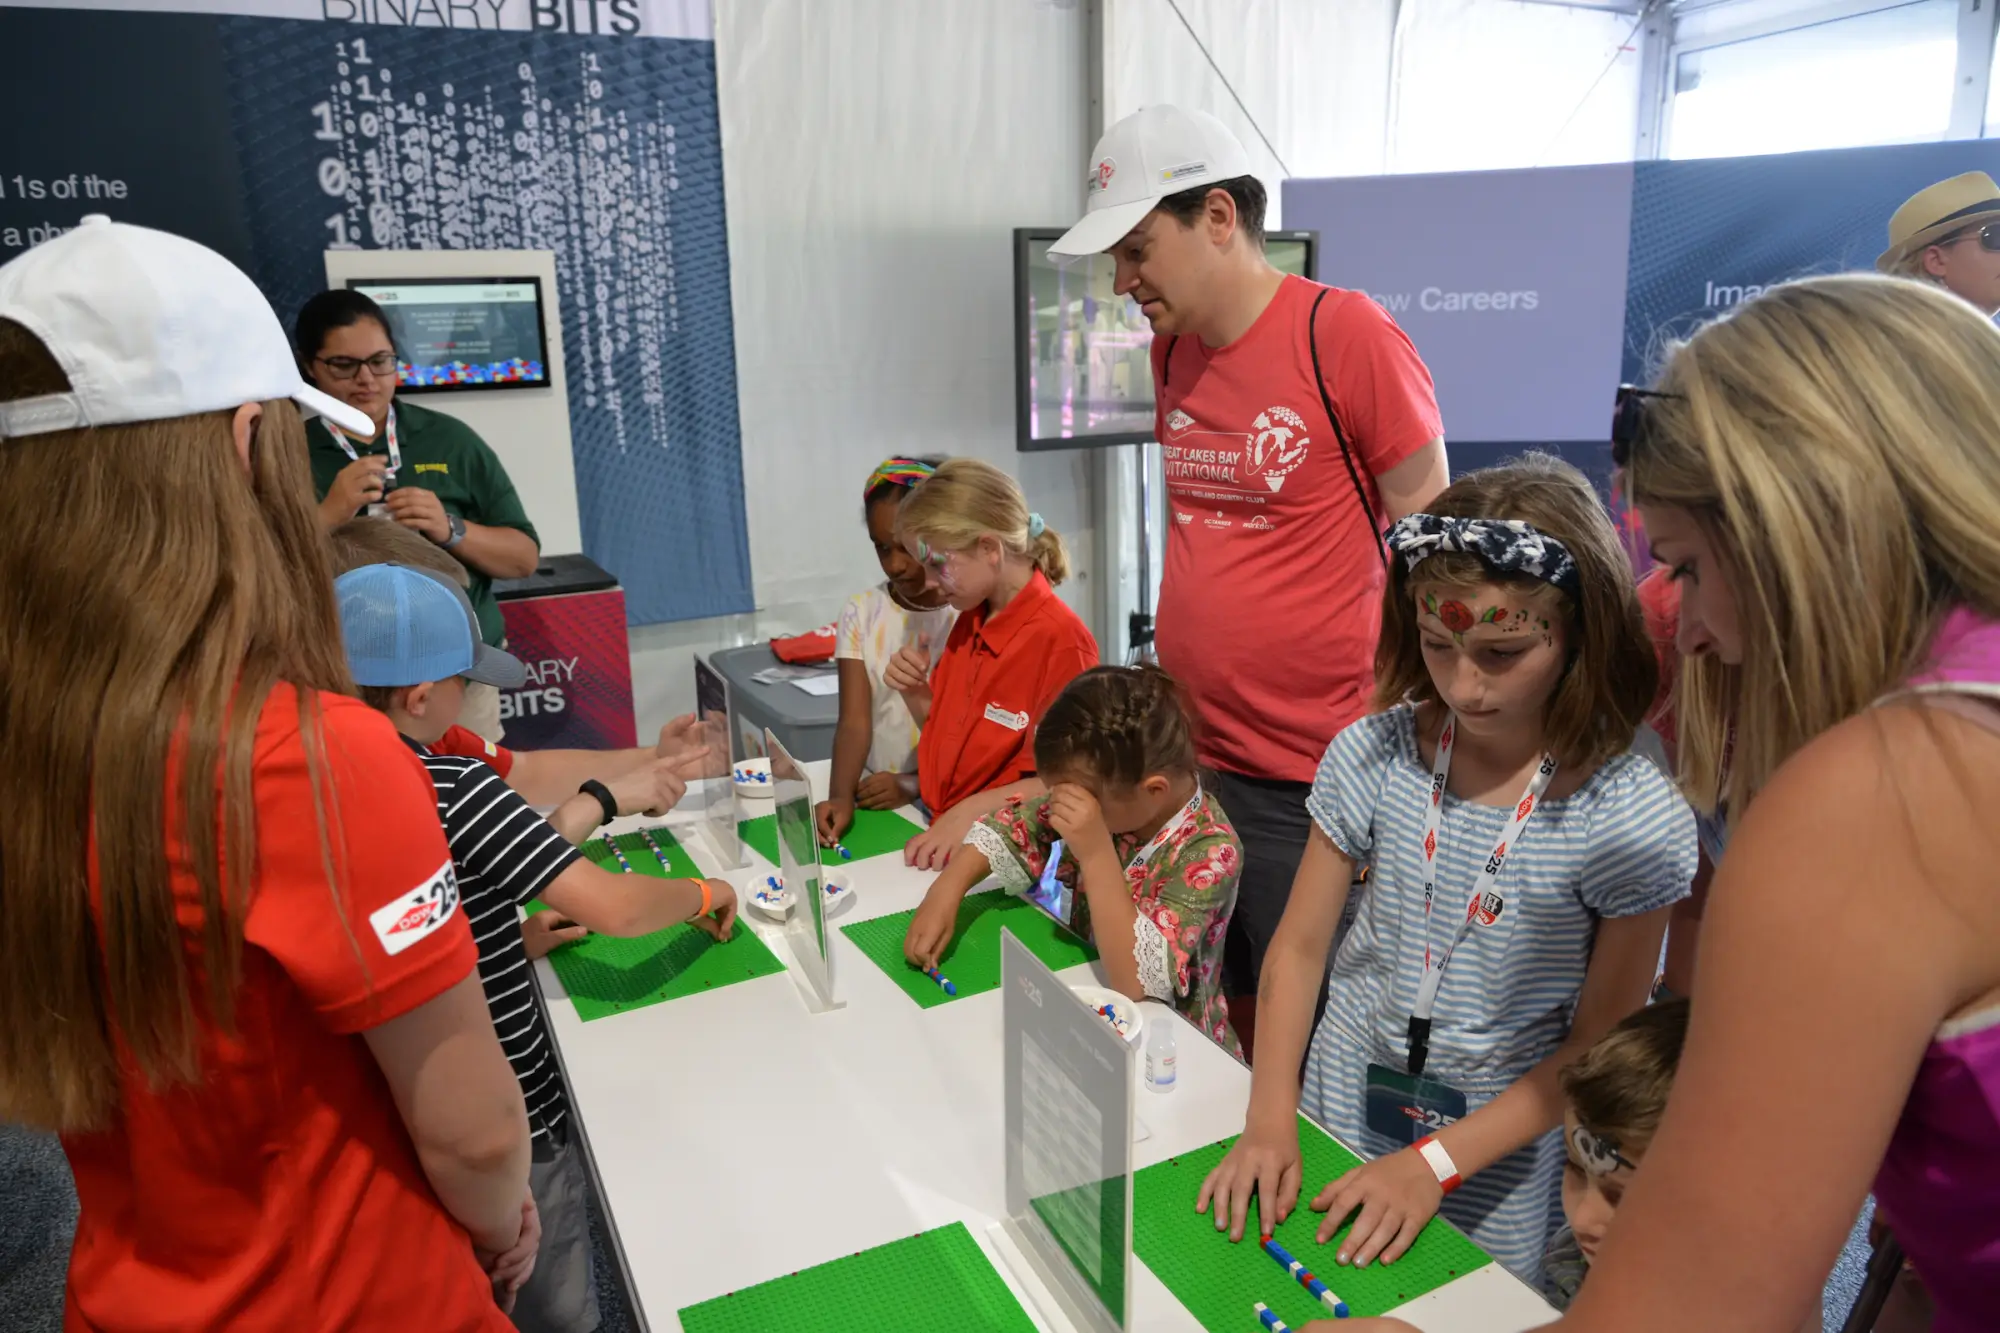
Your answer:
[816,797,855,845]
[654,713,704,763]
[883,640,931,695]
[1046,783,1115,863]
[608,750,709,818]
[1195,1117,1303,1242]
[1307,1145,1445,1267]
[521,910,588,959]
[856,771,907,811]
[905,805,968,871]
[688,878,738,941]
[903,880,966,970]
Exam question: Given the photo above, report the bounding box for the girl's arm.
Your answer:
[1550,707,2000,1333]
[817,658,875,843]
[1196,826,1357,1242]
[1310,905,1670,1267]
[1046,783,1143,999]
[904,844,991,970]
[904,778,1047,870]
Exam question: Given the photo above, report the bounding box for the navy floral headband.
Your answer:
[1385,514,1581,597]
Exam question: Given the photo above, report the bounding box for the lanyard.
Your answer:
[1123,781,1202,880]
[326,404,399,480]
[1407,714,1556,1077]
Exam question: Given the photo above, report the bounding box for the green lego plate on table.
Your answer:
[677,1221,1038,1333]
[840,890,1098,1008]
[525,826,783,1022]
[1133,1114,1493,1326]
[738,808,924,866]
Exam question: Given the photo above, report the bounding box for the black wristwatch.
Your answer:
[579,779,618,826]
[435,513,467,549]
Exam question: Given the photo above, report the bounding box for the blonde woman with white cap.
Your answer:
[0,218,533,1330]
[1877,170,2000,315]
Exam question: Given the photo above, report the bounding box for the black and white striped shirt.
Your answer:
[407,737,581,1141]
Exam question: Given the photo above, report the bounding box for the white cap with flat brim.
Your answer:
[0,215,376,441]
[1047,105,1257,259]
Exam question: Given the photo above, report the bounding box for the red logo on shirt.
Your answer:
[388,902,436,936]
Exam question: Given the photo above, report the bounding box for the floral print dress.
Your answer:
[964,788,1243,1054]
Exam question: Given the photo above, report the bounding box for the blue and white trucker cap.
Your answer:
[336,563,526,689]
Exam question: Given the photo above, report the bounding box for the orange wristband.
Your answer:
[692,878,712,918]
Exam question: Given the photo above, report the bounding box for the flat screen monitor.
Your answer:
[1014,228,1317,451]
[344,276,552,393]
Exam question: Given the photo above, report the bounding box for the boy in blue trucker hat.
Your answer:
[334,562,738,1333]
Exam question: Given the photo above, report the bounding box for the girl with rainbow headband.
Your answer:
[1198,453,1695,1290]
[815,457,959,846]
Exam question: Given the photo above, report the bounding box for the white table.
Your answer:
[534,764,1556,1332]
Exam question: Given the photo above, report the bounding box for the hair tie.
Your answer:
[1027,512,1046,540]
[1384,514,1580,595]
[864,457,936,495]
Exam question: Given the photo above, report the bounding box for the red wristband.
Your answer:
[1415,1134,1463,1195]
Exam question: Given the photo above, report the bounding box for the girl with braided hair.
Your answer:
[903,665,1244,1051]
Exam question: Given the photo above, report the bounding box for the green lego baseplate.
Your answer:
[676,1221,1040,1333]
[738,807,924,866]
[839,890,1099,1008]
[1132,1114,1493,1326]
[525,825,783,1022]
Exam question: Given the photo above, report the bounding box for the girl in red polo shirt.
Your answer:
[887,458,1100,869]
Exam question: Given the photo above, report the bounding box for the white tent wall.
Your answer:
[626,0,1096,735]
[1094,0,1643,665]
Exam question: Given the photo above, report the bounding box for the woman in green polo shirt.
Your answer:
[295,289,541,740]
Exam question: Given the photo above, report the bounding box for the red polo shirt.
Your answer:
[430,722,516,778]
[918,571,1099,814]
[62,690,509,1333]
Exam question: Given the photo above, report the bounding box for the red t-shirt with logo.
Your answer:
[1152,275,1444,782]
[919,571,1100,814]
[430,722,517,779]
[61,690,511,1333]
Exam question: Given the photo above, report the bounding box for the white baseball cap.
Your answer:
[1047,105,1256,259]
[0,215,374,440]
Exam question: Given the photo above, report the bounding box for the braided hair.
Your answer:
[1033,665,1199,789]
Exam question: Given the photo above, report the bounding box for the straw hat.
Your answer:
[1877,172,2000,272]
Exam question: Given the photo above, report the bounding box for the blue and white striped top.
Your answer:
[1299,704,1695,1282]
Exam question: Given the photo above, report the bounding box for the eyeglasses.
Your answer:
[1611,384,1680,467]
[315,351,400,380]
[1944,221,2000,253]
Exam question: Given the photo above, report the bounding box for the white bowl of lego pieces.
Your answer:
[732,757,774,799]
[1069,985,1144,1045]
[747,871,855,921]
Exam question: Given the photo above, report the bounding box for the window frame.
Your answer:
[1634,0,2000,158]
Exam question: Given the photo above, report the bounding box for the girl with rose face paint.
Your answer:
[1197,454,1695,1291]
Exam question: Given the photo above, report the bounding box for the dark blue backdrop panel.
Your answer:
[215,16,750,626]
[1623,140,2000,383]
[0,9,256,271]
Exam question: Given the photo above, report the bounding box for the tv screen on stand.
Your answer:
[344,276,553,394]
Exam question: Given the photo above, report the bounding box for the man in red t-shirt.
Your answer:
[1051,106,1449,1054]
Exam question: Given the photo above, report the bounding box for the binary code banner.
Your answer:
[0,4,750,627]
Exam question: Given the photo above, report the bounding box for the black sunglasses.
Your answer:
[1611,384,1679,466]
[1944,221,2000,253]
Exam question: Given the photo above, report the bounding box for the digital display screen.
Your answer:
[1014,230,1316,450]
[346,276,551,393]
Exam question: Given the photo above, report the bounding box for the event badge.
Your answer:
[1364,1062,1468,1145]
